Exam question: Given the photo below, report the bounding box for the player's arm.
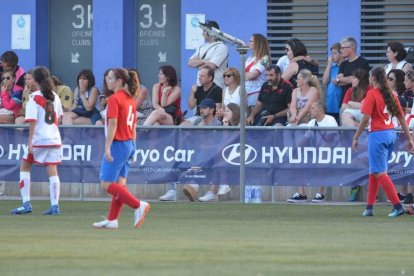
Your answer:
[105,118,117,161]
[27,121,36,154]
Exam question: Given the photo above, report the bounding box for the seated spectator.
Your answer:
[340,68,369,127]
[288,69,320,126]
[384,41,413,75]
[287,101,339,203]
[182,98,222,202]
[133,69,153,125]
[216,67,241,120]
[96,69,114,125]
[222,103,241,126]
[247,64,292,126]
[0,69,23,124]
[15,69,37,124]
[52,76,73,112]
[403,70,414,114]
[62,69,101,125]
[181,66,222,126]
[387,69,407,111]
[143,65,182,125]
[282,38,319,88]
[0,50,25,91]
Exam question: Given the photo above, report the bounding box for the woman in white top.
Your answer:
[216,67,242,120]
[245,34,270,114]
[384,42,412,75]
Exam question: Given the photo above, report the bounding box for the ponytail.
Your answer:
[33,66,55,101]
[370,66,401,117]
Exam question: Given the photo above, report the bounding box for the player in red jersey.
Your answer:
[93,68,150,229]
[353,66,414,217]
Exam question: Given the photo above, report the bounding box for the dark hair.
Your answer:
[204,20,219,30]
[286,38,307,57]
[388,69,406,95]
[226,103,240,126]
[160,65,178,87]
[330,42,341,52]
[370,66,401,117]
[351,68,369,102]
[200,66,215,81]
[51,75,64,86]
[2,69,16,79]
[77,69,95,90]
[102,69,113,98]
[406,70,414,82]
[387,41,407,62]
[111,68,136,97]
[266,64,281,74]
[0,51,19,68]
[33,66,55,101]
[128,69,140,97]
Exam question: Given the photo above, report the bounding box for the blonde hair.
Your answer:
[298,69,323,101]
[223,67,241,86]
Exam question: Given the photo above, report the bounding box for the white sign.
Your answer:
[185,14,205,50]
[11,14,31,50]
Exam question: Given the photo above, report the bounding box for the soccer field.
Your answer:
[0,200,412,276]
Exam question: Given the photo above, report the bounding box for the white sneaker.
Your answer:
[199,191,218,202]
[159,190,176,201]
[134,201,151,228]
[93,219,118,229]
[218,185,231,196]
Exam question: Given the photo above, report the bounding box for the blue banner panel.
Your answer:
[0,127,413,186]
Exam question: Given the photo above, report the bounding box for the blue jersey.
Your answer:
[325,64,342,114]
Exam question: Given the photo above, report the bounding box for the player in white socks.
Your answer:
[11,66,63,215]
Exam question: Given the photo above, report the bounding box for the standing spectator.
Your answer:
[0,50,25,91]
[322,42,344,122]
[340,68,370,127]
[51,76,73,112]
[62,69,101,125]
[182,66,222,125]
[334,37,370,100]
[15,69,38,124]
[188,20,229,89]
[353,66,413,217]
[93,68,150,229]
[246,64,292,126]
[133,69,153,125]
[11,67,63,215]
[384,42,413,75]
[288,69,320,126]
[276,55,290,74]
[287,101,338,203]
[0,69,22,124]
[282,38,319,89]
[144,65,182,125]
[245,34,271,114]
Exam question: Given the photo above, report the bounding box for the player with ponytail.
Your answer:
[353,66,414,217]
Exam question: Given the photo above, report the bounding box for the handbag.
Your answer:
[164,104,177,115]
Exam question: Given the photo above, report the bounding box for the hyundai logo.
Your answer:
[222,143,257,165]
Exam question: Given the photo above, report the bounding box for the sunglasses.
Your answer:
[1,76,11,81]
[223,74,233,78]
[387,77,395,81]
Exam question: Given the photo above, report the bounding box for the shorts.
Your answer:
[185,115,202,125]
[368,129,395,173]
[247,92,259,107]
[343,108,363,122]
[100,140,135,182]
[23,147,62,165]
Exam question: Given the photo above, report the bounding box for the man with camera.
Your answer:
[246,65,292,126]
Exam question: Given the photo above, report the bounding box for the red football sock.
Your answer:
[377,174,399,205]
[107,196,124,221]
[107,183,140,209]
[367,174,380,206]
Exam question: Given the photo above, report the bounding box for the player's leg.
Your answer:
[11,158,33,215]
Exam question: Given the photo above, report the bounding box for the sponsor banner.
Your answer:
[0,127,413,186]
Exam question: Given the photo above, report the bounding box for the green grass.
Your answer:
[0,200,413,276]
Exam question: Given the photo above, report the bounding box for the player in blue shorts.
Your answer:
[93,68,150,229]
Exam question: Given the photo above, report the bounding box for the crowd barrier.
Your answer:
[0,125,413,188]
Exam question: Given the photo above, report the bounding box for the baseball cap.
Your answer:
[204,20,219,30]
[198,98,216,109]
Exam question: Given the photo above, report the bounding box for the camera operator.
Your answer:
[246,65,293,126]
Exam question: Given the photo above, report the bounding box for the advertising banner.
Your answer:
[0,127,413,186]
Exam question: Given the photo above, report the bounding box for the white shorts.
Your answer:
[23,147,62,165]
[343,108,363,122]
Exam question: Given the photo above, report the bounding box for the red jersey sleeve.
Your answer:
[361,89,375,116]
[106,95,119,119]
[342,88,352,104]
